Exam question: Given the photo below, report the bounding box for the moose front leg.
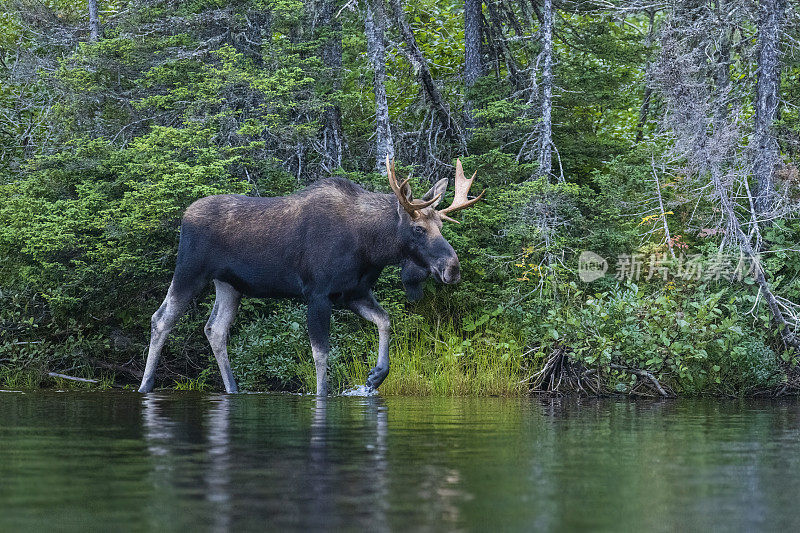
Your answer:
[307,296,332,396]
[349,293,391,391]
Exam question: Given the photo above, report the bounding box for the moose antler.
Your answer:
[387,156,442,218]
[437,159,485,223]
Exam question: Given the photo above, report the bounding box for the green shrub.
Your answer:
[535,282,783,395]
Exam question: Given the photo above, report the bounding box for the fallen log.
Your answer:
[609,364,674,398]
[47,372,99,384]
[88,358,144,379]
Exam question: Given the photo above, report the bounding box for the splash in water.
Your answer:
[340,385,379,397]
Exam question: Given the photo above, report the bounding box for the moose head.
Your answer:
[388,157,485,299]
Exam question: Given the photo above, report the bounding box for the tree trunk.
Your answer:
[635,10,656,143]
[235,9,266,66]
[501,0,523,37]
[482,11,501,80]
[88,0,101,42]
[365,0,394,170]
[316,0,344,171]
[538,0,556,181]
[388,0,466,150]
[464,0,483,136]
[752,0,785,216]
[712,1,731,128]
[710,162,798,350]
[485,0,521,88]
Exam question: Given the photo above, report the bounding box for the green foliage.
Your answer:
[0,125,249,379]
[376,315,525,396]
[229,302,313,390]
[0,127,247,316]
[0,367,45,390]
[1,0,797,396]
[174,368,214,391]
[537,283,783,396]
[762,219,800,303]
[228,302,525,396]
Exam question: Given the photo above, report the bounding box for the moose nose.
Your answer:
[441,261,461,284]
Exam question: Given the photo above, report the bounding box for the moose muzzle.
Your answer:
[436,258,461,285]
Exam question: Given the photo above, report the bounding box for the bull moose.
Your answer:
[137,157,484,395]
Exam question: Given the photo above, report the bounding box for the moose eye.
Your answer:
[413,225,426,235]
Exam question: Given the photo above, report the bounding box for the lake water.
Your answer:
[2,392,800,532]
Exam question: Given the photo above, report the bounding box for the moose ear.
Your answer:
[421,178,448,209]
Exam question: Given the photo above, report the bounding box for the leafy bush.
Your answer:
[535,282,783,395]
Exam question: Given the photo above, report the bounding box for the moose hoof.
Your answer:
[365,366,389,390]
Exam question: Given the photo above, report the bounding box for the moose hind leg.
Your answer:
[349,294,391,390]
[139,283,193,393]
[307,297,332,396]
[205,280,242,393]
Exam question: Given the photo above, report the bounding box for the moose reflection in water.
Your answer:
[138,158,484,395]
[140,395,396,530]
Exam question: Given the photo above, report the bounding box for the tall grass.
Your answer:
[0,367,44,390]
[331,317,527,396]
[0,309,528,395]
[0,366,115,390]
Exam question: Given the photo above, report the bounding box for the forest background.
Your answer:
[2,0,800,396]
